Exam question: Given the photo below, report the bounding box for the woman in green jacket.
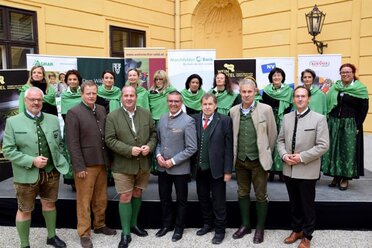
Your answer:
[19,65,57,115]
[96,70,121,113]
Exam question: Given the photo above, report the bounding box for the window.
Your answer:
[0,6,38,69]
[110,26,145,57]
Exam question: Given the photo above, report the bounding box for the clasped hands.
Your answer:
[283,153,301,165]
[156,155,174,169]
[131,145,151,156]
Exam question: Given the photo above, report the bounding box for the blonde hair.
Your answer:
[150,70,170,93]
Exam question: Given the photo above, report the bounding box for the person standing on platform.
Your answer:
[18,65,58,116]
[65,81,116,248]
[181,74,205,115]
[3,87,69,248]
[322,63,369,190]
[208,72,239,115]
[125,68,150,110]
[105,86,157,248]
[300,69,327,115]
[262,67,293,182]
[155,91,197,242]
[230,79,277,244]
[191,93,233,245]
[277,86,329,248]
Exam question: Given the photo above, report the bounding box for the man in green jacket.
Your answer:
[105,86,157,248]
[2,87,69,248]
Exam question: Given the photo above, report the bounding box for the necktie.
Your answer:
[203,118,209,129]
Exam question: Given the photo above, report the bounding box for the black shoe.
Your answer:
[130,225,148,237]
[328,177,340,187]
[253,229,264,244]
[196,224,213,236]
[46,235,67,248]
[212,233,225,245]
[118,233,131,248]
[232,225,251,239]
[171,230,183,242]
[155,227,173,237]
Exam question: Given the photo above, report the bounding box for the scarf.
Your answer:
[208,88,237,115]
[327,80,369,114]
[125,80,150,110]
[61,87,82,114]
[263,83,293,121]
[148,85,176,120]
[97,84,121,112]
[181,88,205,111]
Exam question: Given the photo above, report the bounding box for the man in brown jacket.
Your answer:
[105,86,157,248]
[66,81,116,248]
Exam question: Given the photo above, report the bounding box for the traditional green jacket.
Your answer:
[2,112,69,183]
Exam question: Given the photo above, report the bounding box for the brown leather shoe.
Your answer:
[253,229,264,244]
[232,225,251,239]
[284,231,303,244]
[94,226,117,235]
[80,236,93,248]
[298,237,310,248]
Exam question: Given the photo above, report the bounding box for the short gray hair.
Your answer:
[24,87,44,98]
[239,78,257,89]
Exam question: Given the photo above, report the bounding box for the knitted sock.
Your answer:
[43,209,57,238]
[16,219,31,248]
[119,202,132,235]
[130,197,142,227]
[256,201,268,229]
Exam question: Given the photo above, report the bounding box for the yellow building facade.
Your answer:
[0,0,371,132]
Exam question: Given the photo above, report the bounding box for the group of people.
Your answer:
[2,63,368,248]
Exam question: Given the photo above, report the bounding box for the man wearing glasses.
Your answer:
[3,87,69,248]
[155,91,197,242]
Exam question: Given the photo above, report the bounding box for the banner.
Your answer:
[26,54,77,72]
[298,54,342,93]
[124,48,166,89]
[255,57,295,90]
[214,59,256,92]
[167,49,216,91]
[0,70,28,157]
[77,57,125,89]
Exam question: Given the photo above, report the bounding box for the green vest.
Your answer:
[197,124,211,170]
[237,111,259,161]
[26,112,54,172]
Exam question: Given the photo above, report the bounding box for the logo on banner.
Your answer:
[261,63,276,74]
[309,61,330,67]
[223,63,235,72]
[33,60,53,67]
[112,63,122,75]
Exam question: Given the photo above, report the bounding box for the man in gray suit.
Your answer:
[277,86,329,248]
[155,90,197,242]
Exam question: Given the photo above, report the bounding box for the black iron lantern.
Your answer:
[305,5,327,54]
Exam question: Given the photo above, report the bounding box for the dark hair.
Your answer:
[58,73,65,82]
[268,67,286,84]
[65,69,82,85]
[213,72,233,94]
[48,72,57,79]
[81,80,98,93]
[185,74,203,90]
[168,90,182,97]
[301,69,316,82]
[340,63,358,80]
[294,85,311,97]
[101,70,116,80]
[201,92,217,104]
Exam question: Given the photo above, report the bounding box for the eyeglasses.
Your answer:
[340,71,353,75]
[26,97,42,103]
[167,100,181,104]
[155,78,164,81]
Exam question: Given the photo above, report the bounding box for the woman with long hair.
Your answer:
[18,65,57,115]
[322,63,369,190]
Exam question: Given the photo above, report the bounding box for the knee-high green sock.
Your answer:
[42,209,57,238]
[239,197,251,228]
[130,197,142,227]
[256,201,268,229]
[16,219,31,248]
[119,202,132,235]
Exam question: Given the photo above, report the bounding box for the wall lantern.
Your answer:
[305,5,327,54]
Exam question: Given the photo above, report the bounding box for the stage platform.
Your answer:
[1,168,372,230]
